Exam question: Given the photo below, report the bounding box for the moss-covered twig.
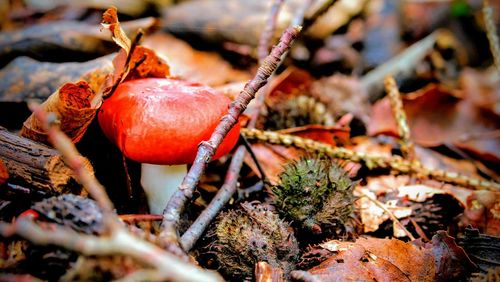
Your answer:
[241,128,500,191]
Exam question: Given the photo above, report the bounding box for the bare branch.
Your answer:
[160,26,302,250]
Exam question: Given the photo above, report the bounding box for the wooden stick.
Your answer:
[0,126,90,195]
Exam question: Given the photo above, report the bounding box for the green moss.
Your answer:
[271,157,356,235]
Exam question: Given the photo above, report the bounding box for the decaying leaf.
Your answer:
[20,81,99,144]
[99,7,170,98]
[305,234,476,281]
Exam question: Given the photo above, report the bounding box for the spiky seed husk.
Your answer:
[212,202,299,280]
[271,157,356,235]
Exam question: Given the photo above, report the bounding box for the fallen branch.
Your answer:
[161,26,302,249]
[0,126,89,195]
[0,218,221,282]
[241,128,500,191]
[180,2,294,251]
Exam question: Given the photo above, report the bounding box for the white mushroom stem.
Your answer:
[140,164,187,215]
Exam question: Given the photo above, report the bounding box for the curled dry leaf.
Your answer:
[21,81,99,144]
[100,8,170,99]
[0,159,8,185]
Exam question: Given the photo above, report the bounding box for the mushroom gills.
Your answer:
[140,163,187,215]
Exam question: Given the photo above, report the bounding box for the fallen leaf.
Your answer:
[244,143,302,185]
[21,81,98,144]
[430,231,478,280]
[277,125,350,147]
[309,237,435,281]
[307,234,475,281]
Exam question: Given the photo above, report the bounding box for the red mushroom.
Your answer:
[98,78,240,214]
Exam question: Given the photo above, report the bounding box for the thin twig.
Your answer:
[384,76,415,160]
[22,103,222,280]
[0,218,222,282]
[160,26,302,249]
[361,30,440,100]
[241,128,500,191]
[180,145,246,251]
[359,192,416,240]
[28,102,119,232]
[180,3,300,252]
[257,0,285,61]
[483,0,500,75]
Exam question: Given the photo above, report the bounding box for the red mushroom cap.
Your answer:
[98,78,240,164]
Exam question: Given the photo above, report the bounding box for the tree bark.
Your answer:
[0,126,90,196]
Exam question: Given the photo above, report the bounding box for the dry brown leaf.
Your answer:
[101,7,131,53]
[21,81,99,144]
[308,233,476,281]
[310,237,435,281]
[142,32,250,86]
[99,7,170,99]
[355,176,413,235]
